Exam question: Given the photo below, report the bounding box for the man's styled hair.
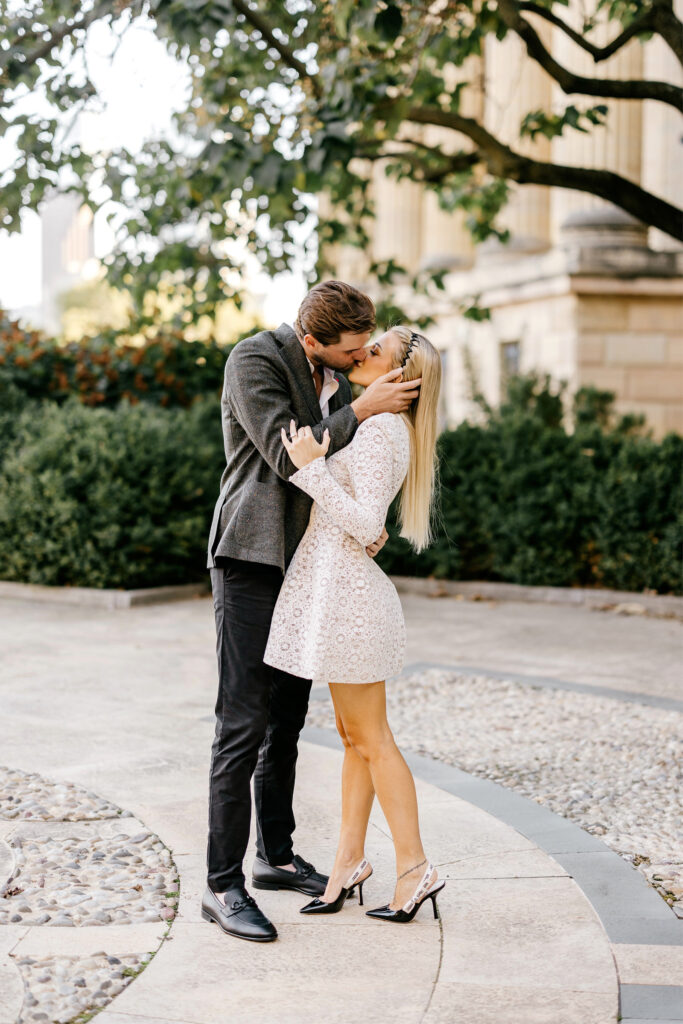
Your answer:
[294,280,376,346]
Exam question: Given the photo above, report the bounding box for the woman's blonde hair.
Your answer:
[389,325,442,553]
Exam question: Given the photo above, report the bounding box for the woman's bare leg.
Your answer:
[321,701,375,902]
[329,680,437,910]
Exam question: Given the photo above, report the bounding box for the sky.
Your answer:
[0,14,307,326]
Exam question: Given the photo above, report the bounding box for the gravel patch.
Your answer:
[13,952,146,1023]
[0,767,124,822]
[305,669,683,914]
[0,765,177,1020]
[0,830,178,927]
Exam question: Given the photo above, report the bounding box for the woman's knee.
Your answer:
[344,723,395,763]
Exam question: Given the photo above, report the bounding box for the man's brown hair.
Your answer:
[294,280,376,346]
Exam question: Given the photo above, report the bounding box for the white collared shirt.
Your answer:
[306,356,339,418]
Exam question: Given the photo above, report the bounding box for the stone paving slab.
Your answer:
[613,945,683,986]
[398,592,683,701]
[12,924,168,957]
[422,984,618,1024]
[95,1015,200,1024]
[100,920,438,1024]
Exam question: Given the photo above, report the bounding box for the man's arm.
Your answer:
[227,343,358,481]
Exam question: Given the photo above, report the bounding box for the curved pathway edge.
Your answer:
[303,725,683,1024]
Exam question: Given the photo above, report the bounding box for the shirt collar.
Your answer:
[306,355,340,406]
[305,355,334,381]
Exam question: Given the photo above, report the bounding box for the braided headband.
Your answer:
[400,331,419,369]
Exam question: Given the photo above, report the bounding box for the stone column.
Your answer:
[550,4,643,240]
[371,151,424,274]
[317,167,373,285]
[641,22,683,251]
[420,56,485,270]
[484,22,554,252]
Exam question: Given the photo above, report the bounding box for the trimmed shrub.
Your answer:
[377,378,682,595]
[0,396,224,589]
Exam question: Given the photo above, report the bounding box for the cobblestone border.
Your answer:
[0,581,208,610]
[303,726,683,1024]
[392,575,683,621]
[2,575,681,617]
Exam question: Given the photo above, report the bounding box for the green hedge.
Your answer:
[0,395,223,589]
[0,374,680,593]
[377,378,682,595]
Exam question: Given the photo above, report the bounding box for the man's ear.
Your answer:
[303,333,319,351]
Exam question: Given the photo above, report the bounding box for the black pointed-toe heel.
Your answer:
[300,858,372,915]
[365,861,445,923]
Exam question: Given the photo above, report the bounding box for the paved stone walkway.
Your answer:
[1,593,682,1023]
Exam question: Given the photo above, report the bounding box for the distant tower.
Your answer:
[41,194,95,333]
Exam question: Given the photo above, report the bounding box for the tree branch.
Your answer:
[651,0,683,66]
[406,105,683,241]
[500,0,683,111]
[516,159,683,241]
[230,0,322,99]
[356,140,479,180]
[518,2,656,63]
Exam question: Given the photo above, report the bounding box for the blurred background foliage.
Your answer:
[1,0,680,330]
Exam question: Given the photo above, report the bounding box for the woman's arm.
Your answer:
[287,418,397,548]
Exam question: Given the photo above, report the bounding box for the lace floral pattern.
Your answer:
[264,413,411,684]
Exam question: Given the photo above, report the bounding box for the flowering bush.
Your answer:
[0,310,235,408]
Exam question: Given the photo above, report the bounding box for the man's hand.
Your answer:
[351,368,422,423]
[366,526,389,559]
[281,421,330,469]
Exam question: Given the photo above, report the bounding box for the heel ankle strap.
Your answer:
[402,861,436,913]
[344,857,369,889]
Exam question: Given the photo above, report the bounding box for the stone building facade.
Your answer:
[322,4,682,438]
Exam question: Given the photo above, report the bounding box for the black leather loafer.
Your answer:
[252,854,329,897]
[201,885,277,942]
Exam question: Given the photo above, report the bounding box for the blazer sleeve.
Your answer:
[226,342,358,481]
[288,418,396,548]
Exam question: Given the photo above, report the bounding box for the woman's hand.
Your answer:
[281,420,330,469]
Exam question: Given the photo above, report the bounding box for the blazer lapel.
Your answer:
[275,322,323,425]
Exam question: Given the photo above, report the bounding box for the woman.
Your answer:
[263,325,443,923]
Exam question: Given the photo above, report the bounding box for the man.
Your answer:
[202,280,421,942]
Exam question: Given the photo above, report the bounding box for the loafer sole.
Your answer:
[201,907,277,942]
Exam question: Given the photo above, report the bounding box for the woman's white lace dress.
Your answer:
[263,412,410,684]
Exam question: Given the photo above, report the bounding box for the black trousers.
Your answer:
[207,558,312,891]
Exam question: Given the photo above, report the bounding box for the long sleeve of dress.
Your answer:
[288,418,398,548]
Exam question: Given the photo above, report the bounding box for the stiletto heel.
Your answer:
[300,858,372,915]
[366,861,445,923]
